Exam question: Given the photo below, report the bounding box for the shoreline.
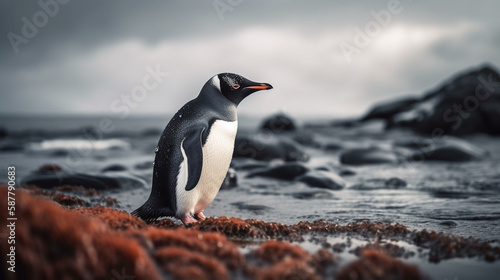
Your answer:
[2,185,498,280]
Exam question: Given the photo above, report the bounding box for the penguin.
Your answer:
[132,73,273,224]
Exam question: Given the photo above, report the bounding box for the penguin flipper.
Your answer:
[183,126,206,191]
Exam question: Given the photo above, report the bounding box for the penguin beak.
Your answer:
[244,83,273,90]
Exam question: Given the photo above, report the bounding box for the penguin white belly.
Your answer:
[176,120,238,217]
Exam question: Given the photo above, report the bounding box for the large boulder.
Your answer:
[234,134,309,162]
[21,165,147,190]
[405,136,488,162]
[247,162,309,181]
[260,113,297,132]
[296,170,346,190]
[361,97,420,122]
[362,65,500,136]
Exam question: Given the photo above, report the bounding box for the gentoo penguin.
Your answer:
[132,73,272,224]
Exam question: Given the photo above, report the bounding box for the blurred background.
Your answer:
[1,0,499,118]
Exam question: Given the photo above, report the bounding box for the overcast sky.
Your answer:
[1,0,499,118]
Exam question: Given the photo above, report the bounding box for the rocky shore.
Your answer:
[2,186,499,280]
[1,65,500,279]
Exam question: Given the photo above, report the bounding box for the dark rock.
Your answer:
[393,138,434,149]
[21,170,146,190]
[439,221,458,227]
[234,135,309,162]
[371,65,500,136]
[102,164,128,172]
[351,177,407,190]
[260,113,297,132]
[315,164,356,176]
[292,132,319,147]
[407,137,488,162]
[231,202,272,214]
[340,147,399,165]
[292,191,334,199]
[429,190,469,199]
[0,127,6,138]
[296,171,346,190]
[339,169,356,176]
[221,168,237,189]
[247,162,309,181]
[361,96,420,121]
[385,177,407,188]
[323,141,343,151]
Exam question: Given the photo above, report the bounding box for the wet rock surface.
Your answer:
[260,113,297,133]
[247,162,309,181]
[361,65,500,136]
[21,164,147,190]
[340,147,400,165]
[296,170,346,190]
[405,136,489,162]
[234,134,309,162]
[2,186,499,280]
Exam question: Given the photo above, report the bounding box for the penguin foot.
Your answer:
[195,212,206,221]
[181,215,198,225]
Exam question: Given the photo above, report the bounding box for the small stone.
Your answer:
[296,170,346,190]
[340,147,399,165]
[247,162,309,181]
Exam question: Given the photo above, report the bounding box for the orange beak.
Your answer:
[244,83,273,90]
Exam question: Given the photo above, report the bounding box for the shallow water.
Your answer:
[2,116,499,243]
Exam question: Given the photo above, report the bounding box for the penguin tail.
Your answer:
[131,202,174,222]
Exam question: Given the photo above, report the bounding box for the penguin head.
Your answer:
[213,73,273,105]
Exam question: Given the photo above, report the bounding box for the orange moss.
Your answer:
[253,240,311,264]
[3,184,498,280]
[151,217,179,228]
[21,185,90,207]
[187,216,300,239]
[154,247,229,280]
[21,185,118,208]
[292,220,411,237]
[353,242,409,259]
[336,249,428,280]
[0,187,162,280]
[146,227,244,270]
[74,206,148,230]
[250,258,321,280]
[412,229,498,262]
[249,241,336,280]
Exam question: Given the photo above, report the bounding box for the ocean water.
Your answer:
[1,114,499,244]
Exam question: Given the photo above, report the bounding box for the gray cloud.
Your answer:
[2,0,499,118]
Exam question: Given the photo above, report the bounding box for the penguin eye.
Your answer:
[232,84,240,89]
